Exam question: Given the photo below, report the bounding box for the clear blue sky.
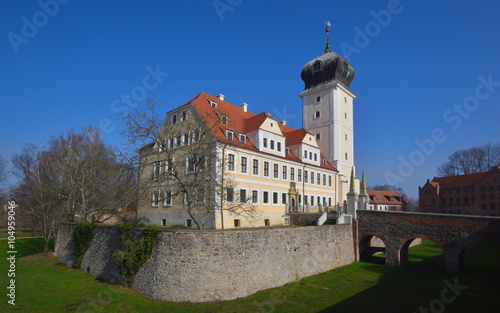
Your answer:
[1,0,499,198]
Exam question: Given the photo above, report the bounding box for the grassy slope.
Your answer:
[0,238,498,312]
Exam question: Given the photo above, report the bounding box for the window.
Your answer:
[345,152,348,160]
[181,110,187,121]
[291,168,295,181]
[196,187,205,204]
[183,133,189,145]
[165,158,173,176]
[316,96,321,103]
[304,150,307,159]
[328,175,332,187]
[263,138,268,148]
[193,129,200,143]
[240,189,247,203]
[163,190,172,207]
[227,131,233,141]
[169,138,175,149]
[152,190,159,207]
[277,142,282,151]
[227,154,235,171]
[234,219,241,228]
[222,116,228,124]
[314,111,321,119]
[345,134,348,140]
[311,196,314,206]
[265,219,270,226]
[240,134,246,144]
[315,133,321,140]
[263,161,270,177]
[317,173,321,185]
[226,187,235,202]
[323,174,326,186]
[172,114,177,125]
[304,195,308,205]
[285,148,289,155]
[186,219,192,227]
[309,152,312,159]
[241,156,247,173]
[345,113,347,119]
[298,169,302,182]
[314,153,317,161]
[186,157,196,173]
[329,198,332,207]
[253,159,259,175]
[252,190,258,204]
[161,219,167,226]
[153,161,161,179]
[273,192,279,204]
[273,164,279,178]
[283,165,287,180]
[282,193,287,204]
[270,140,275,150]
[304,170,308,183]
[263,191,269,204]
[310,171,314,184]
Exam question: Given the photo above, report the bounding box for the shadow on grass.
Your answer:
[317,264,500,313]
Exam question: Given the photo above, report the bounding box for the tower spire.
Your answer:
[324,19,331,54]
[349,167,355,192]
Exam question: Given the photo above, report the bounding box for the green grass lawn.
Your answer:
[0,230,39,239]
[0,238,498,312]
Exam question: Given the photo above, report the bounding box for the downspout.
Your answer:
[302,164,306,213]
[220,145,226,229]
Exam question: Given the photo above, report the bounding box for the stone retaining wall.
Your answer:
[55,224,355,302]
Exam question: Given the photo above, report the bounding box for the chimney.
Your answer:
[216,94,225,101]
[240,102,248,112]
[281,120,287,126]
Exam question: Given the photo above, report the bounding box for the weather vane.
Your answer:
[324,18,332,53]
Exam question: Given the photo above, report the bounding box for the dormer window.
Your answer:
[172,114,177,125]
[181,111,187,121]
[239,134,246,144]
[285,148,289,156]
[222,116,228,124]
[227,131,233,141]
[263,138,268,148]
[209,100,217,108]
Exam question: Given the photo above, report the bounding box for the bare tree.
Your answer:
[122,99,257,230]
[437,143,500,176]
[11,127,138,250]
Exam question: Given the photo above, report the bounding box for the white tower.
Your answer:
[299,23,356,204]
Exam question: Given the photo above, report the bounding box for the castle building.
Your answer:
[137,25,358,228]
[419,166,500,216]
[366,190,406,211]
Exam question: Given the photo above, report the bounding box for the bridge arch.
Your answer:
[359,233,388,264]
[397,235,444,269]
[457,235,500,273]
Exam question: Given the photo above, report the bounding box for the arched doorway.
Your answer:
[359,235,386,265]
[399,237,445,270]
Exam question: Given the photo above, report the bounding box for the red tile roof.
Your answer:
[184,92,337,171]
[367,190,404,205]
[431,172,488,189]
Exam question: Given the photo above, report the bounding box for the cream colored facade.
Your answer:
[300,82,357,205]
[138,93,338,229]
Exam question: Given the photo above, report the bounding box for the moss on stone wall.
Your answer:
[73,221,95,269]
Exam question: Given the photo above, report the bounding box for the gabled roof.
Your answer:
[367,190,404,205]
[182,92,337,171]
[431,172,488,189]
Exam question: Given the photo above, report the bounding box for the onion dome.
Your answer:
[300,23,355,91]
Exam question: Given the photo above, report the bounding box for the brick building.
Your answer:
[419,166,500,216]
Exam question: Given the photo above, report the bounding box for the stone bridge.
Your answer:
[356,210,500,272]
